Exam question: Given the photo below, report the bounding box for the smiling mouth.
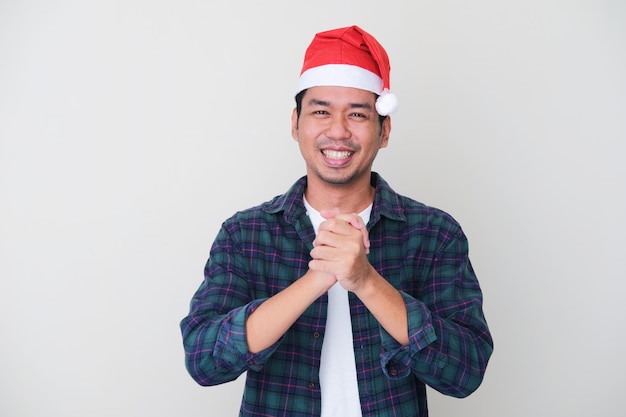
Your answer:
[322,150,353,160]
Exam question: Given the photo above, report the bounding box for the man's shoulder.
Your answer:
[399,193,454,218]
[221,196,284,226]
[375,174,462,232]
[397,193,460,228]
[221,176,307,228]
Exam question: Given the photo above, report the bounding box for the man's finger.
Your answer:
[318,209,370,254]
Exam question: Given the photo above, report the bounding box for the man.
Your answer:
[180,25,493,417]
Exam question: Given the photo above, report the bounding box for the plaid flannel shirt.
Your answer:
[180,173,493,417]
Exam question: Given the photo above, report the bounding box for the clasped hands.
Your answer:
[309,208,373,293]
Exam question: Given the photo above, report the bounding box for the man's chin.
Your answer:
[314,170,357,186]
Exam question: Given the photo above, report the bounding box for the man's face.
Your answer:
[291,86,390,187]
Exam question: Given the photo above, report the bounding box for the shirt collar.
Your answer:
[263,172,406,226]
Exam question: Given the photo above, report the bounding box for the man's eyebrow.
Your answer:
[307,98,330,107]
[307,98,373,110]
[348,102,373,110]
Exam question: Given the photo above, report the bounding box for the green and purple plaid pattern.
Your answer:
[181,173,493,417]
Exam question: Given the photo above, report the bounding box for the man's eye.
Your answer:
[313,110,329,115]
[351,113,367,118]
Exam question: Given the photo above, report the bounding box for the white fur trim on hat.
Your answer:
[296,64,383,96]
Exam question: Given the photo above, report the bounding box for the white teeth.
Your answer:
[323,150,352,159]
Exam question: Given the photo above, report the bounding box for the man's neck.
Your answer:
[304,174,375,214]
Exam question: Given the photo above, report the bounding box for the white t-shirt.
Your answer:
[304,196,371,417]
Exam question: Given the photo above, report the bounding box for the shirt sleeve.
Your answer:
[179,224,283,386]
[378,228,493,398]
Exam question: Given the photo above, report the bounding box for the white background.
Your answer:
[1,1,625,416]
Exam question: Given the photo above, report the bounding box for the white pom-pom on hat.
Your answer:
[375,89,398,116]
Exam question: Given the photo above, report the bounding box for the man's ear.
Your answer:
[291,108,299,141]
[380,116,391,148]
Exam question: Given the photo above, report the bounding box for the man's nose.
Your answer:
[325,116,352,140]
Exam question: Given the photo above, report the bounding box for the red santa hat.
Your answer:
[295,25,398,116]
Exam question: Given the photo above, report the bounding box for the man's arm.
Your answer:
[309,210,493,397]
[181,221,337,385]
[245,269,335,353]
